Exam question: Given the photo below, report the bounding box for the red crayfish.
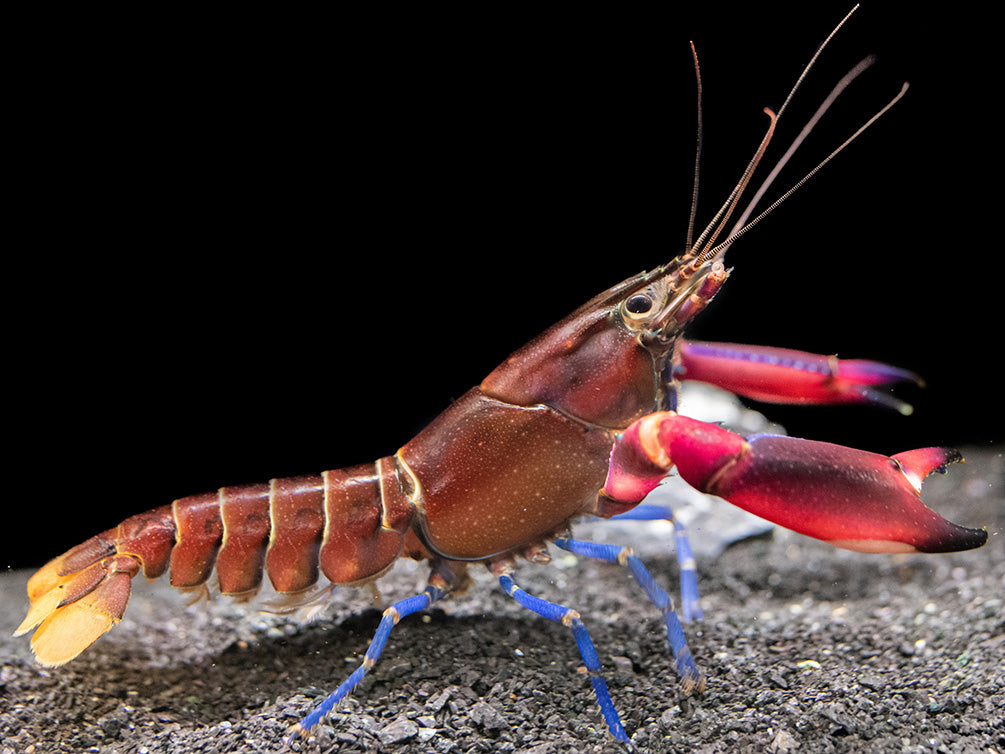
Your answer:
[15,8,987,746]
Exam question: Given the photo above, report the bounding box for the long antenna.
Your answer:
[685,4,906,267]
[684,41,703,254]
[699,80,909,262]
[727,55,876,238]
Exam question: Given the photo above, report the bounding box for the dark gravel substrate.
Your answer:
[2,446,1001,754]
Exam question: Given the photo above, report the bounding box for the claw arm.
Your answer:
[602,412,987,554]
[678,339,921,414]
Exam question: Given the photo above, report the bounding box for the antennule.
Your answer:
[685,5,867,267]
[685,41,703,254]
[691,108,777,265]
[703,80,909,261]
[730,55,877,237]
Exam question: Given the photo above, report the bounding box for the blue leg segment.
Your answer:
[287,584,446,743]
[498,573,628,742]
[554,538,703,693]
[609,503,702,621]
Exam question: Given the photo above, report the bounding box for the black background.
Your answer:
[7,4,999,569]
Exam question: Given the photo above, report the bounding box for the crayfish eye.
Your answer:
[624,294,654,316]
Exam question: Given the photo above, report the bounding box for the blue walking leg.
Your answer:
[609,503,702,621]
[497,572,629,742]
[553,538,703,693]
[288,583,447,743]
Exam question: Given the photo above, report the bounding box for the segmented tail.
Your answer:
[16,462,417,666]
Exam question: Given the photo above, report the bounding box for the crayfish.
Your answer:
[15,6,987,746]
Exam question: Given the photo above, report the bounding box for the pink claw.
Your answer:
[604,413,987,554]
[678,340,922,414]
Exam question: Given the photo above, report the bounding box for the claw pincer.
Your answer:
[606,412,987,554]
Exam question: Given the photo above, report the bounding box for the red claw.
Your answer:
[678,340,922,414]
[605,413,987,554]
